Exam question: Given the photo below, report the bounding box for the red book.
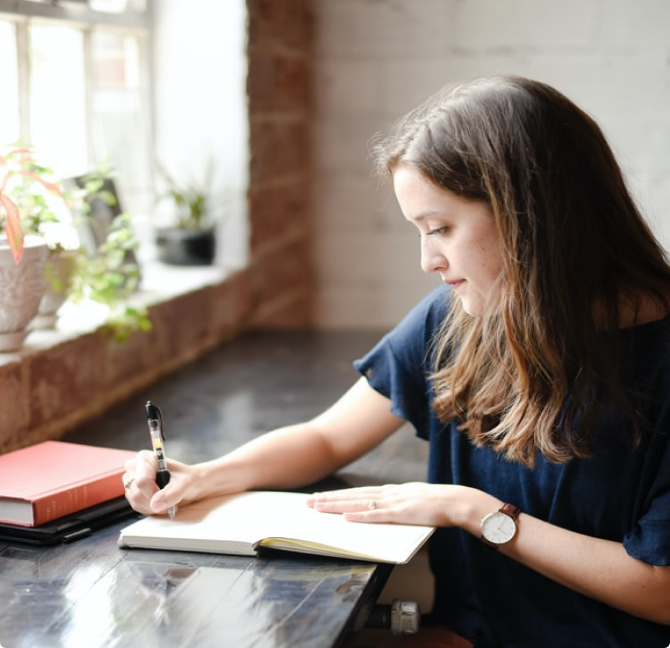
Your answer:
[0,441,136,527]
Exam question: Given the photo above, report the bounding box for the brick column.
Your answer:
[246,0,315,327]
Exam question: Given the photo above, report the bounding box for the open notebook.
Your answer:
[118,490,434,564]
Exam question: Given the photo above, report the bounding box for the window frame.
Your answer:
[0,0,153,212]
[0,1,148,28]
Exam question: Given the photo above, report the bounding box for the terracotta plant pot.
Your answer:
[155,227,216,266]
[0,236,48,352]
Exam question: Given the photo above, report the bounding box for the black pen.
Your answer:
[145,400,176,520]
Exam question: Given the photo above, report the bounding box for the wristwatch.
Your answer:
[480,503,520,549]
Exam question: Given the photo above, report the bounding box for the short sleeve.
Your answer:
[621,328,670,566]
[623,417,670,565]
[353,286,450,436]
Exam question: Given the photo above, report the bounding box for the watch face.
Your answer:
[481,511,517,545]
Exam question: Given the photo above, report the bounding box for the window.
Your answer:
[0,0,151,216]
[0,0,249,268]
[0,0,153,211]
[0,20,20,143]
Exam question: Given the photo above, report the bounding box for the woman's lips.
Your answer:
[446,279,465,290]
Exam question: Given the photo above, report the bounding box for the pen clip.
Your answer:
[154,403,165,441]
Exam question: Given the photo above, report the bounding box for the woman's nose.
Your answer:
[420,236,447,274]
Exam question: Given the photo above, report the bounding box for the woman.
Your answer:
[124,76,670,647]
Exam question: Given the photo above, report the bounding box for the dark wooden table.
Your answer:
[0,331,429,648]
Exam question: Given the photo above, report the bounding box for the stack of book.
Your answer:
[0,440,137,544]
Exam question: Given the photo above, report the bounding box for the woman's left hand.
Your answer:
[306,482,479,528]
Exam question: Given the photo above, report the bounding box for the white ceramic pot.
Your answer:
[0,236,49,352]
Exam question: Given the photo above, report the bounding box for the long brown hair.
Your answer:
[371,76,670,466]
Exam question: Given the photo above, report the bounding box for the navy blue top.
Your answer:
[354,286,670,648]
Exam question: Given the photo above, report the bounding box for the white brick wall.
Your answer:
[312,0,670,328]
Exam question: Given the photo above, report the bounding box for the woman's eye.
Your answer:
[427,226,448,236]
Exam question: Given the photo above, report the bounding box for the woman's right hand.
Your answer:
[123,450,200,516]
[122,378,404,517]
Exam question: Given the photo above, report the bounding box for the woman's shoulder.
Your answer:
[397,284,452,336]
[620,315,670,409]
[355,285,452,377]
[623,314,670,357]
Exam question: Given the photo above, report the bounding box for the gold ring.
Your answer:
[368,500,376,511]
[123,477,135,489]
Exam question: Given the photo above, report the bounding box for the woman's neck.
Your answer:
[591,289,670,330]
[618,291,670,329]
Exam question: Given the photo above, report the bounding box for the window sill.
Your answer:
[1,261,236,364]
[0,260,255,453]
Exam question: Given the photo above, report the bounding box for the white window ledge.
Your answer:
[0,260,239,367]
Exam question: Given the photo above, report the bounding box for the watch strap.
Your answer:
[500,502,521,521]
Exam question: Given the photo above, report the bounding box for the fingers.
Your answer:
[307,482,447,526]
[307,485,393,521]
[149,483,181,516]
[123,450,175,516]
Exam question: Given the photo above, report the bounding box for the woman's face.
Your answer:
[393,165,504,317]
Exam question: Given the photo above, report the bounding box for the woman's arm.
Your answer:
[309,483,670,625]
[124,377,405,516]
[501,506,670,626]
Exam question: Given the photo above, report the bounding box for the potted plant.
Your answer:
[68,209,151,342]
[15,154,86,330]
[0,144,150,349]
[58,165,151,341]
[154,161,222,266]
[0,146,56,351]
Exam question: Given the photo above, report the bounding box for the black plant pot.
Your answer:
[156,227,216,266]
